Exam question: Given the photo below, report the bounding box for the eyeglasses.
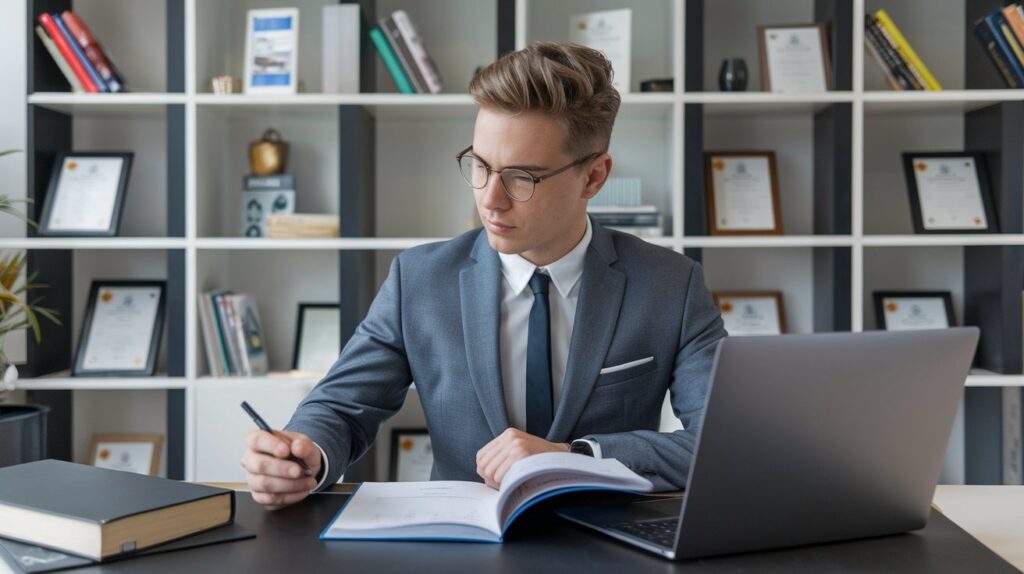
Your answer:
[455,145,599,202]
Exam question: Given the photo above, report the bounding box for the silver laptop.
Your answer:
[557,328,980,560]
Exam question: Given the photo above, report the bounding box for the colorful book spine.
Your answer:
[380,16,426,93]
[1004,4,1024,51]
[874,9,942,90]
[34,26,85,93]
[975,13,1024,88]
[864,15,914,91]
[37,13,98,92]
[870,15,924,90]
[999,18,1024,73]
[49,13,107,92]
[61,11,126,93]
[391,10,443,94]
[369,27,414,94]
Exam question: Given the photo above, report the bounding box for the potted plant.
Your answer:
[0,149,61,467]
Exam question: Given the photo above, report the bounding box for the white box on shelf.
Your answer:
[569,8,632,92]
[322,4,360,94]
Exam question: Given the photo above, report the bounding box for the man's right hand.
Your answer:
[241,429,322,509]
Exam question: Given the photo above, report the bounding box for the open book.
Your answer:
[320,452,653,542]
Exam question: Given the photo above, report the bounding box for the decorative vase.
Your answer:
[718,58,749,92]
[248,129,290,176]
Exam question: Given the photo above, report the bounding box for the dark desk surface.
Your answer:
[76,490,1018,574]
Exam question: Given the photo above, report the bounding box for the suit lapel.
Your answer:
[460,231,510,437]
[547,222,625,442]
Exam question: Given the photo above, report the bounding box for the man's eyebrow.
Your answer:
[470,151,549,173]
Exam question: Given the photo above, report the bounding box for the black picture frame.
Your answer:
[73,280,166,377]
[873,291,956,331]
[901,152,999,234]
[39,151,133,237]
[291,303,341,371]
[388,428,432,482]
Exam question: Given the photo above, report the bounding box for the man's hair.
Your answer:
[469,42,621,156]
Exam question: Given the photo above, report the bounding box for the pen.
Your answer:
[241,401,313,477]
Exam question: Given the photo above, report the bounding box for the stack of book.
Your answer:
[973,3,1024,89]
[588,177,663,238]
[35,11,126,93]
[863,10,942,91]
[266,214,340,238]
[370,10,443,94]
[199,292,268,377]
[242,175,295,237]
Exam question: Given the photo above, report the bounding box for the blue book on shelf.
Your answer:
[50,13,108,92]
[975,12,1024,88]
[369,27,414,94]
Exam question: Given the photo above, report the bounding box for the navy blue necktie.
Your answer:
[526,272,554,437]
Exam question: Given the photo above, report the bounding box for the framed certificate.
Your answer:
[874,291,955,331]
[902,152,998,234]
[758,23,831,93]
[292,303,341,373]
[705,152,783,235]
[244,8,300,95]
[389,428,433,482]
[73,280,166,377]
[713,291,786,336]
[90,433,163,476]
[39,152,132,237]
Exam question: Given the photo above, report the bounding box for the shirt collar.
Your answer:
[498,217,593,298]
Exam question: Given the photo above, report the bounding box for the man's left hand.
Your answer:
[476,428,569,488]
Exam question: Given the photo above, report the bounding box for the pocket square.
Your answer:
[599,356,654,375]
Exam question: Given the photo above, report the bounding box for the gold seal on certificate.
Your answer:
[713,291,786,336]
[873,292,955,331]
[90,434,163,476]
[758,23,832,93]
[73,281,166,377]
[39,152,132,237]
[902,152,998,233]
[705,152,783,235]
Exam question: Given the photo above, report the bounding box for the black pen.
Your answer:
[241,401,313,477]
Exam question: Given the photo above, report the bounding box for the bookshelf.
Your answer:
[16,0,1024,485]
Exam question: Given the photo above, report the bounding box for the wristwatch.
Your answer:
[570,440,595,457]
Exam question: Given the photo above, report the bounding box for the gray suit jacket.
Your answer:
[285,220,726,491]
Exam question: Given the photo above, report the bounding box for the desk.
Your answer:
[60,485,1022,573]
[933,485,1024,571]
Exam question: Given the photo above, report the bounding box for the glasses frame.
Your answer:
[455,145,600,202]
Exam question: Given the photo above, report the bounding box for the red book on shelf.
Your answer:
[37,12,98,93]
[60,11,126,93]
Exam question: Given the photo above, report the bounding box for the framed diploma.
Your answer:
[90,434,163,476]
[389,428,433,482]
[705,152,783,235]
[713,291,786,336]
[758,23,831,93]
[874,291,955,331]
[39,152,132,237]
[292,303,341,374]
[902,152,998,234]
[244,8,300,95]
[73,280,166,377]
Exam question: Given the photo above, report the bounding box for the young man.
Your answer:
[241,42,726,507]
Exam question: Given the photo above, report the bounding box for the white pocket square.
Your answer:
[599,356,654,375]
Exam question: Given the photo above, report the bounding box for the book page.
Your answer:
[323,481,502,536]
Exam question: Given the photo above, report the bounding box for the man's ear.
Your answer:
[581,153,612,200]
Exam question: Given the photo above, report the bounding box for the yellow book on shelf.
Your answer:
[874,9,942,91]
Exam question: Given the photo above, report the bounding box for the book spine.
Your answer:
[222,296,246,376]
[380,16,426,93]
[228,296,253,377]
[1004,5,1024,53]
[34,26,85,93]
[369,27,414,94]
[211,293,235,375]
[37,13,99,92]
[975,15,1024,88]
[1000,19,1024,74]
[863,16,912,91]
[874,9,942,90]
[870,15,924,90]
[199,293,223,376]
[61,11,125,93]
[243,174,295,190]
[49,13,107,92]
[391,10,443,94]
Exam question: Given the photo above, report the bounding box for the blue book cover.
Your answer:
[50,14,108,92]
[976,13,1024,88]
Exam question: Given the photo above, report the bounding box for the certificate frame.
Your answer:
[244,8,300,95]
[291,302,341,372]
[38,151,133,237]
[73,280,167,377]
[757,23,832,93]
[704,151,783,236]
[89,433,163,476]
[873,291,956,331]
[389,428,433,482]
[713,291,787,335]
[901,152,999,234]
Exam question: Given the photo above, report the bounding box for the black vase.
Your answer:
[0,405,49,468]
[718,58,749,92]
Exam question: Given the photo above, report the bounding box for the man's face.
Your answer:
[470,107,600,265]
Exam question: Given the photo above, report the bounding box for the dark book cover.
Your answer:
[975,14,1023,88]
[243,174,295,191]
[864,15,914,90]
[380,16,427,93]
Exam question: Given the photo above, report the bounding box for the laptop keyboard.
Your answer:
[608,518,679,548]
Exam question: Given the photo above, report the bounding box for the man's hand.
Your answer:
[241,430,322,509]
[476,428,569,488]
